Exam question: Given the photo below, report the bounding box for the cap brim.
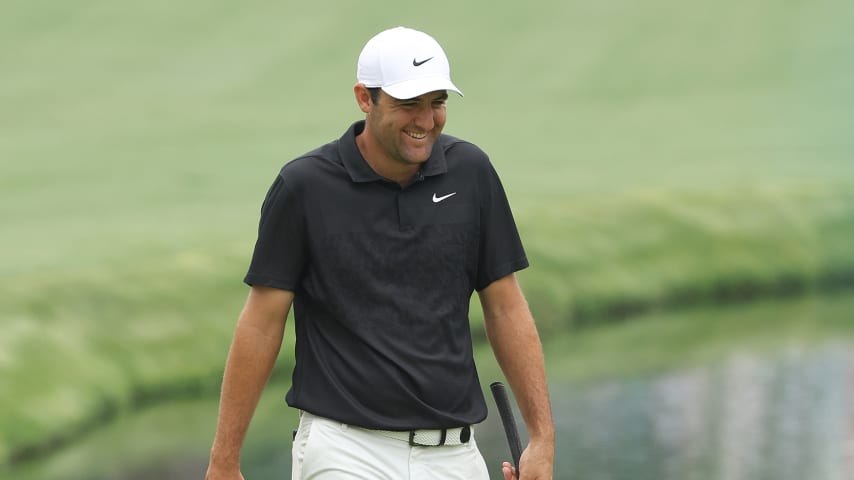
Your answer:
[382,78,463,100]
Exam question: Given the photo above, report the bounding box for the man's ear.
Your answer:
[354,83,373,114]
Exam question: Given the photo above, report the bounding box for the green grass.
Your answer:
[2,0,854,468]
[518,185,854,330]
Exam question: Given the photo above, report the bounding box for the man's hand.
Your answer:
[502,462,517,480]
[501,439,555,480]
[481,275,555,480]
[206,286,293,480]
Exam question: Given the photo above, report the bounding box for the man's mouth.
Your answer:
[404,130,427,140]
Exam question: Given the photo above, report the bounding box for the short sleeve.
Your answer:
[243,173,307,291]
[475,161,528,291]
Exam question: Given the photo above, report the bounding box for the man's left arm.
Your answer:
[479,273,555,480]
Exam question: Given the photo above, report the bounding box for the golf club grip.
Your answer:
[490,381,523,477]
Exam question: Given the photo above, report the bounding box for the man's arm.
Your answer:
[206,286,294,480]
[479,273,554,480]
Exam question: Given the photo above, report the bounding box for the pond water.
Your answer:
[5,294,854,480]
[551,342,853,480]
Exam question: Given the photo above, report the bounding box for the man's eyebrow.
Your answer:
[398,92,449,103]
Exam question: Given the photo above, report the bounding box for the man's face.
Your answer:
[365,89,449,167]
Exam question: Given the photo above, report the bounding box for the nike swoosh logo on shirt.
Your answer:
[432,192,457,203]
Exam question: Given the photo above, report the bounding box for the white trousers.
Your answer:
[291,412,491,480]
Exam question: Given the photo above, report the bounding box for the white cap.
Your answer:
[357,27,463,100]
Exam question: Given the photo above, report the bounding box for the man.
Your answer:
[206,26,554,480]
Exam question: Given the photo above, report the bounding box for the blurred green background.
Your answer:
[2,0,853,477]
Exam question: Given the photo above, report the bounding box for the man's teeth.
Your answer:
[405,131,427,139]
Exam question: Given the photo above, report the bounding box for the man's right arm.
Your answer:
[205,286,294,480]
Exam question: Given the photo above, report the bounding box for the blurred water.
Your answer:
[549,343,853,480]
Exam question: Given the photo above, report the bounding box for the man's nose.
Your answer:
[413,103,435,130]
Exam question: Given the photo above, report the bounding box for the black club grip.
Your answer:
[490,381,523,477]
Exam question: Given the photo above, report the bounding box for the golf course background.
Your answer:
[2,0,853,471]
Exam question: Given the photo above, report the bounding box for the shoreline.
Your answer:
[5,276,854,471]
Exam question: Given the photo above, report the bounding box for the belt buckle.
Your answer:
[409,429,448,447]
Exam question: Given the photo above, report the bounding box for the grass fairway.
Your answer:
[2,0,853,467]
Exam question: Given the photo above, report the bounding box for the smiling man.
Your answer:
[206,27,554,480]
[355,89,450,182]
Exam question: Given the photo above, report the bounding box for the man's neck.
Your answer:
[355,132,421,187]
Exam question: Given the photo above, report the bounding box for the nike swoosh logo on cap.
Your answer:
[413,57,434,67]
[432,192,457,203]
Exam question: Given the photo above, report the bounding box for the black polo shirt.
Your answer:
[245,120,528,430]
